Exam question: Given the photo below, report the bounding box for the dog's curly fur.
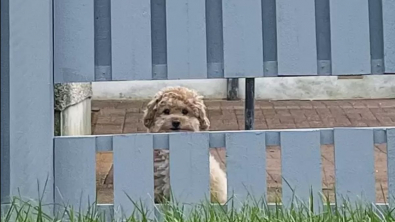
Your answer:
[143,86,227,204]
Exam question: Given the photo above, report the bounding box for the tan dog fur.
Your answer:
[143,86,227,204]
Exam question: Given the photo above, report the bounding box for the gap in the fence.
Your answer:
[96,151,114,204]
[86,98,394,204]
[375,143,388,203]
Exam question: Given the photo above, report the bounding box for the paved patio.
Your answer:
[93,99,395,203]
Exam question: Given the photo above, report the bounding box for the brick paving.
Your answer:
[93,99,395,204]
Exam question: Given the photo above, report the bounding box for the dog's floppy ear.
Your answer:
[143,92,163,129]
[197,101,210,131]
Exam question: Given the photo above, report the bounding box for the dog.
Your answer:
[142,86,227,204]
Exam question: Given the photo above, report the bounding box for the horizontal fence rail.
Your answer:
[63,127,391,152]
[54,0,395,83]
[54,127,395,219]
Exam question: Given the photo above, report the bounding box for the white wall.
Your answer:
[92,75,395,100]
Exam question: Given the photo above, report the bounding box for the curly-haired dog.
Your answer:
[143,86,227,204]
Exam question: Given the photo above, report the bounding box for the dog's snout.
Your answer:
[172,121,180,129]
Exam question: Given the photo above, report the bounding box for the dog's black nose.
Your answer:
[172,121,180,129]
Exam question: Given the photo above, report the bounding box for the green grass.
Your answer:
[2,179,394,221]
[2,194,395,222]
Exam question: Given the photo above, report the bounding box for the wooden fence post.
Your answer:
[0,0,54,209]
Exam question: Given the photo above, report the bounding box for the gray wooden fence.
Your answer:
[53,0,395,83]
[55,128,395,219]
[1,0,395,220]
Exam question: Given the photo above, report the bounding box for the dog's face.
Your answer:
[143,87,210,133]
[149,99,201,133]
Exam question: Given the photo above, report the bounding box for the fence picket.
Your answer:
[111,0,152,81]
[54,137,96,212]
[169,133,210,204]
[276,0,317,76]
[54,0,94,83]
[387,128,395,207]
[166,0,207,79]
[383,0,395,73]
[330,0,371,75]
[222,0,264,78]
[281,130,322,211]
[113,134,154,220]
[334,128,375,205]
[1,0,54,206]
[226,132,266,208]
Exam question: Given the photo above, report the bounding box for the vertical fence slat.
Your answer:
[281,131,322,211]
[262,0,278,76]
[1,0,10,204]
[334,128,375,205]
[276,0,317,76]
[113,134,154,220]
[368,0,384,74]
[111,0,152,81]
[151,0,168,80]
[166,0,207,79]
[222,0,264,78]
[54,137,96,212]
[94,0,112,81]
[0,0,10,201]
[226,132,266,208]
[383,0,395,73]
[387,128,395,207]
[206,0,224,78]
[54,0,94,83]
[2,0,54,207]
[330,0,371,75]
[169,133,210,203]
[315,0,332,75]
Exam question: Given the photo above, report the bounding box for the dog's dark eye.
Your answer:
[182,109,188,115]
[163,109,170,115]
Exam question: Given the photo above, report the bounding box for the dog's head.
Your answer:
[142,86,210,133]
